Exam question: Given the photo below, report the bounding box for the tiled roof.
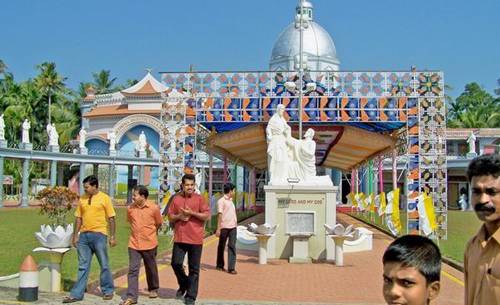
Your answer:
[83,105,159,118]
[446,128,500,139]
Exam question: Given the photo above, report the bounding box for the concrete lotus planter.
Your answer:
[247,223,278,235]
[324,223,354,237]
[35,224,73,248]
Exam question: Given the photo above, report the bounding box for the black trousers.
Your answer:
[171,242,203,301]
[216,227,237,271]
[126,247,159,301]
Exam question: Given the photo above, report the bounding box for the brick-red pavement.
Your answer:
[114,213,464,305]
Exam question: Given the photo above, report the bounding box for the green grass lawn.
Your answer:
[348,210,481,263]
[0,208,173,290]
[0,207,257,291]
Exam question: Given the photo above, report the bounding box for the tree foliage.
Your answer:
[0,60,80,187]
[92,69,118,94]
[447,82,500,128]
[0,60,135,187]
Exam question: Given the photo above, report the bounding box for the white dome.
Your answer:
[269,1,340,71]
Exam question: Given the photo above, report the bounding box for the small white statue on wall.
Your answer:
[138,131,147,152]
[79,128,87,149]
[0,113,5,141]
[107,129,116,151]
[47,123,59,146]
[467,131,476,154]
[22,119,31,144]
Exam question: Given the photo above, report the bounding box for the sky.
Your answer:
[1,0,499,99]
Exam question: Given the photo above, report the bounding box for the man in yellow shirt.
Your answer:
[464,154,500,305]
[63,175,117,303]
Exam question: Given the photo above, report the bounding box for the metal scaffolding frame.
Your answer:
[159,70,447,238]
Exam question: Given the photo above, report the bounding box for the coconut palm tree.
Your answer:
[448,110,500,128]
[0,59,7,75]
[77,82,93,98]
[35,62,66,126]
[92,70,117,94]
[51,98,80,145]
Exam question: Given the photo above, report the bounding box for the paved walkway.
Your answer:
[0,213,464,305]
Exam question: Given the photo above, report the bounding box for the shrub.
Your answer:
[36,186,79,227]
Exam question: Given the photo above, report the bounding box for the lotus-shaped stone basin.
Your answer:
[324,224,354,237]
[35,224,74,248]
[236,225,257,245]
[247,223,278,235]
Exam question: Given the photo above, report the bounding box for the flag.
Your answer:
[347,192,358,208]
[417,193,437,236]
[369,193,376,213]
[375,192,387,216]
[386,188,401,235]
[160,190,172,216]
[391,188,402,234]
[356,193,366,211]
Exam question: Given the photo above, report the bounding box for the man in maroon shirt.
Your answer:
[168,174,210,305]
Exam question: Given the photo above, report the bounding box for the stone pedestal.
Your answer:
[289,233,312,263]
[79,147,88,155]
[33,247,71,292]
[264,185,338,260]
[109,150,117,157]
[0,140,6,148]
[20,143,32,150]
[328,235,350,266]
[50,160,57,187]
[21,158,30,207]
[48,145,59,153]
[467,152,477,158]
[255,234,273,265]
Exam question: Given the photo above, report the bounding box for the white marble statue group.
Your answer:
[266,104,332,186]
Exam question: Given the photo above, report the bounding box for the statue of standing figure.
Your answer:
[467,131,477,154]
[107,129,116,151]
[266,105,332,186]
[22,119,31,144]
[0,113,5,141]
[47,123,59,146]
[79,128,87,149]
[266,104,291,185]
[138,131,147,152]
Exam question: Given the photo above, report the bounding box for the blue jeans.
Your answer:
[70,232,114,299]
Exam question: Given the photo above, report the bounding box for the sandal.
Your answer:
[62,296,82,303]
[120,298,137,305]
[102,294,114,300]
[149,290,158,298]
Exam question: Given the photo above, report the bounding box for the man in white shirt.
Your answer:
[215,183,238,274]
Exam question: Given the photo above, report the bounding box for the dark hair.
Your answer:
[223,183,235,194]
[467,154,500,182]
[134,185,149,199]
[181,173,196,184]
[460,187,467,195]
[82,175,98,187]
[383,235,441,284]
